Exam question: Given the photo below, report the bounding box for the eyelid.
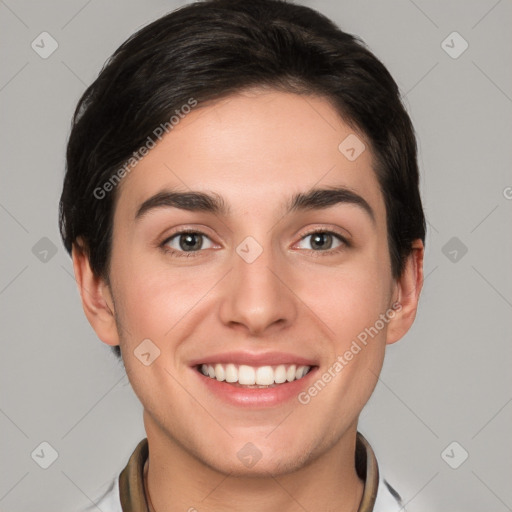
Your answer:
[159,224,218,243]
[297,226,350,242]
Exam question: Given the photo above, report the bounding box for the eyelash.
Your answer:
[160,228,350,259]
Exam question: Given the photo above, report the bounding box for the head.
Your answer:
[60,0,425,476]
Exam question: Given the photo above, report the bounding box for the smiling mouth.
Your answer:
[197,363,314,388]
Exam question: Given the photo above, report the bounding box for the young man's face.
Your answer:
[77,89,421,476]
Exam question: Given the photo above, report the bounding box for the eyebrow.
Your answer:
[135,186,375,223]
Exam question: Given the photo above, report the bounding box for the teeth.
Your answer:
[286,364,296,382]
[225,363,237,383]
[199,363,312,386]
[274,365,287,384]
[214,363,225,381]
[296,366,308,379]
[256,366,274,386]
[239,365,256,385]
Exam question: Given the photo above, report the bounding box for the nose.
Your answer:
[218,239,298,337]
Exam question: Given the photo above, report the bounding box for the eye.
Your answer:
[161,230,215,257]
[160,228,349,258]
[295,229,348,254]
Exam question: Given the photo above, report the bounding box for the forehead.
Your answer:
[115,89,386,222]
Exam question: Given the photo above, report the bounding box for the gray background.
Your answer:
[1,0,511,510]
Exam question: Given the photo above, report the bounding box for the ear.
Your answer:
[71,240,120,347]
[386,240,424,345]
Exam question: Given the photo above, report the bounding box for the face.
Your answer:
[84,89,415,476]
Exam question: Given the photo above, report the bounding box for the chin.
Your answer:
[209,452,309,478]
[193,436,317,478]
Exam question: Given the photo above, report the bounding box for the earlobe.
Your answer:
[386,240,424,345]
[71,241,120,347]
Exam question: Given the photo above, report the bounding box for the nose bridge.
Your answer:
[219,234,297,335]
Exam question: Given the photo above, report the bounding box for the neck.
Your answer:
[143,417,364,512]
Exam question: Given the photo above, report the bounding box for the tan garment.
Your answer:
[118,432,379,511]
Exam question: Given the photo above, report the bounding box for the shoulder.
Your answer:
[76,476,122,512]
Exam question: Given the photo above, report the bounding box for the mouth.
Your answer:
[192,359,319,408]
[196,363,314,388]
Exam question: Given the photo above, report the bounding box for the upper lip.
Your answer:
[189,351,318,368]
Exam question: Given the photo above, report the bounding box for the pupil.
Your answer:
[180,233,201,251]
[312,233,331,250]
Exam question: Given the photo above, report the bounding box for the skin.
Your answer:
[73,88,423,512]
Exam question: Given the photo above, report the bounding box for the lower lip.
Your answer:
[193,367,318,408]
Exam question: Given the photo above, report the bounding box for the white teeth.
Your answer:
[256,366,274,386]
[274,365,287,384]
[296,366,309,379]
[214,363,225,381]
[199,363,312,386]
[286,364,297,382]
[225,363,237,383]
[238,365,256,385]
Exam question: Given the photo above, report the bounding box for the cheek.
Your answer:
[310,262,392,343]
[115,270,195,339]
[113,249,392,342]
